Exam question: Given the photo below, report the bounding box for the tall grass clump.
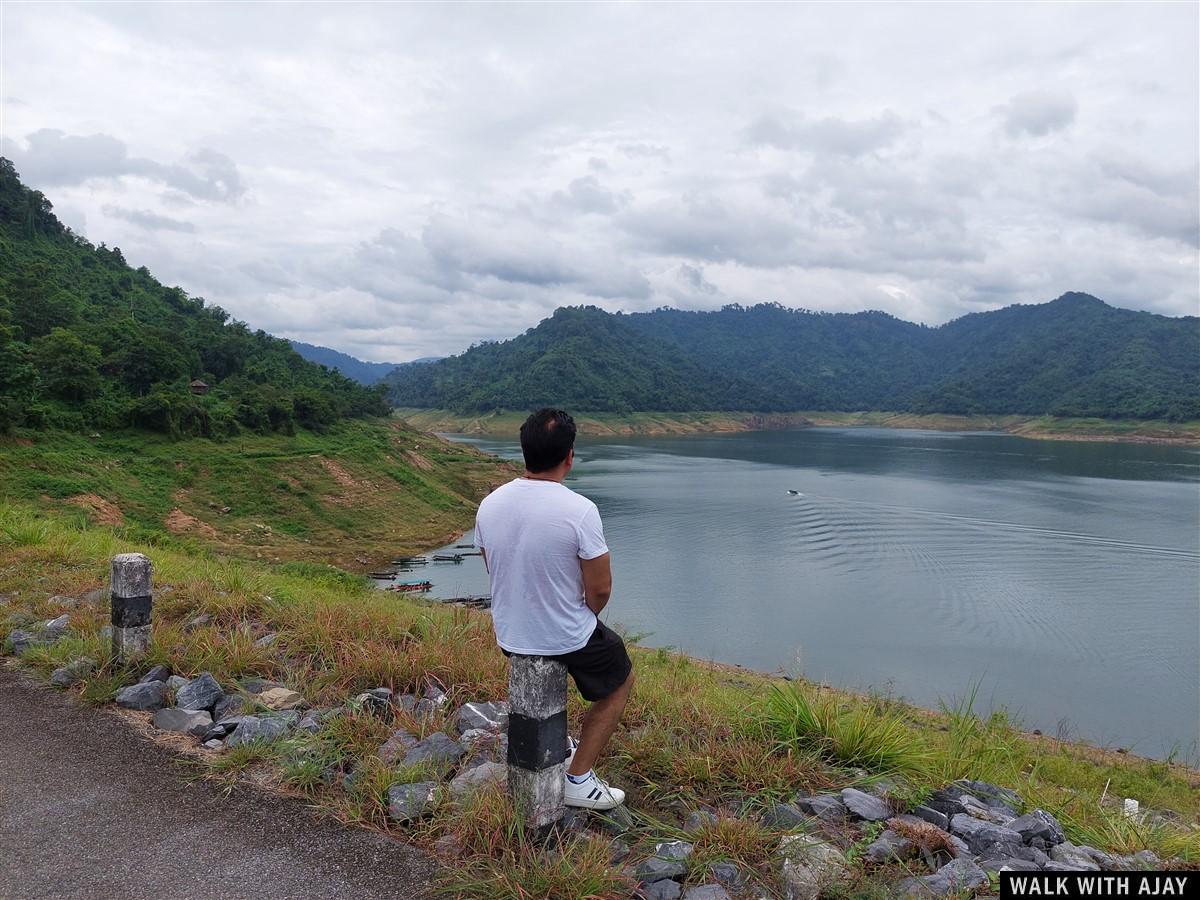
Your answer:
[429,786,632,899]
[764,682,930,776]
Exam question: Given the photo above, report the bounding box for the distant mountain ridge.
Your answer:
[385,294,1200,421]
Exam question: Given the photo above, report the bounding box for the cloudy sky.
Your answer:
[3,2,1197,362]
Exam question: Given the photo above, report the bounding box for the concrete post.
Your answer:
[506,654,567,837]
[111,553,152,664]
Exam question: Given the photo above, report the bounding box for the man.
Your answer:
[474,408,633,811]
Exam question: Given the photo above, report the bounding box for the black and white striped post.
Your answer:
[506,654,568,837]
[111,553,153,664]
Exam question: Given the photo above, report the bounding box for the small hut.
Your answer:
[189,379,210,396]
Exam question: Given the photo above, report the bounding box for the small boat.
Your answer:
[455,543,475,549]
[369,572,397,580]
[433,554,464,563]
[389,581,433,592]
[787,490,799,495]
[393,556,428,565]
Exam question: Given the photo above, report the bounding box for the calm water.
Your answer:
[380,428,1200,760]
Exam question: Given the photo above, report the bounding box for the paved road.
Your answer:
[0,669,437,899]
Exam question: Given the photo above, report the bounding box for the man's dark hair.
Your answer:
[520,408,577,473]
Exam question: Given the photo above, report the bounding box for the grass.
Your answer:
[0,420,517,571]
[395,408,1200,444]
[2,500,1199,897]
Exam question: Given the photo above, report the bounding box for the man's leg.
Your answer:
[567,669,634,777]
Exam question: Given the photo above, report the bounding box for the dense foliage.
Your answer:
[387,296,1200,421]
[0,160,389,437]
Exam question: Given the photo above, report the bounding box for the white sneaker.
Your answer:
[563,771,626,810]
[566,735,579,765]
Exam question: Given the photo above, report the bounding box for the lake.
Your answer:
[379,427,1200,760]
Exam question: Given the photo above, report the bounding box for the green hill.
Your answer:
[386,297,1200,421]
[0,159,389,438]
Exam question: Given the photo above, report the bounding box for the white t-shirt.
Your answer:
[474,478,609,655]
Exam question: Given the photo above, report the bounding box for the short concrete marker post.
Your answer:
[111,553,153,664]
[506,654,567,839]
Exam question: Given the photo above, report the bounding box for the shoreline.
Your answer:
[395,408,1200,446]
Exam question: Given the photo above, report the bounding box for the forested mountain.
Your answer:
[387,306,761,413]
[387,296,1200,420]
[0,160,389,437]
[289,341,402,385]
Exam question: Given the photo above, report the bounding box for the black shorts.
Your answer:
[552,620,633,701]
[504,620,632,702]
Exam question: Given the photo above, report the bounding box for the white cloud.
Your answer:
[1,2,1196,363]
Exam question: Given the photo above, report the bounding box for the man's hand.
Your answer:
[580,552,612,615]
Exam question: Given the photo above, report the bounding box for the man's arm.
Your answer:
[580,552,612,615]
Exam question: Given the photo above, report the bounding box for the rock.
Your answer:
[910,805,950,831]
[41,614,71,639]
[864,829,916,864]
[1081,846,1120,870]
[454,700,509,733]
[253,632,278,649]
[983,845,1049,867]
[637,856,687,883]
[152,707,213,737]
[593,804,635,835]
[401,732,465,768]
[959,794,1017,825]
[166,675,190,691]
[682,887,730,900]
[139,665,171,684]
[640,880,681,900]
[1044,861,1091,872]
[795,794,850,822]
[655,841,694,862]
[226,714,294,747]
[925,788,977,821]
[296,707,340,734]
[202,739,224,750]
[49,595,77,608]
[387,781,439,822]
[777,833,847,900]
[949,813,1023,855]
[459,728,507,764]
[184,613,212,631]
[378,728,419,764]
[424,683,448,704]
[243,677,285,695]
[99,626,112,641]
[258,687,306,710]
[558,807,589,835]
[609,839,632,864]
[951,779,1022,811]
[202,718,241,741]
[1129,850,1162,870]
[841,788,891,822]
[684,809,718,831]
[395,693,418,715]
[762,802,809,829]
[213,694,245,722]
[81,588,107,605]
[353,687,393,713]
[979,857,1041,873]
[415,698,444,719]
[709,862,744,888]
[115,681,167,711]
[897,858,989,897]
[432,833,463,859]
[49,657,96,688]
[176,672,224,711]
[448,761,506,799]
[6,630,37,655]
[1048,843,1101,871]
[1008,808,1066,846]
